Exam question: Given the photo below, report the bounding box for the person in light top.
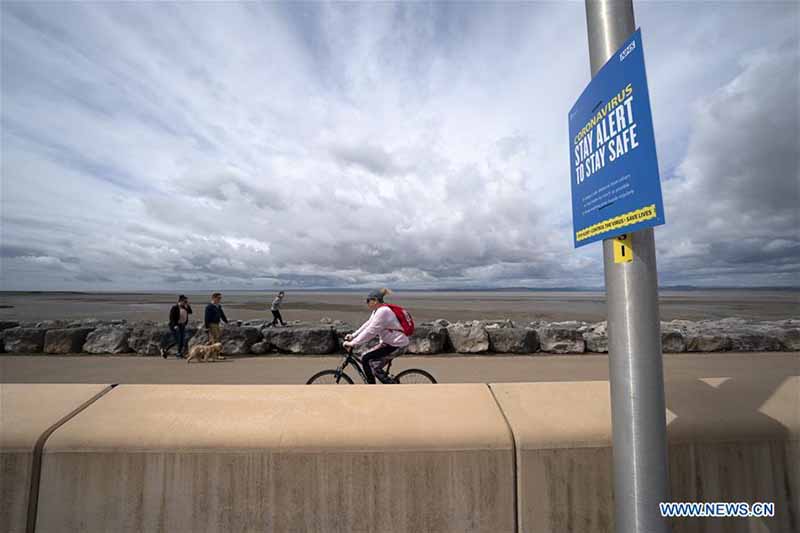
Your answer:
[342,288,409,384]
[269,291,287,327]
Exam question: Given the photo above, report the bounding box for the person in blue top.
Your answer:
[204,292,229,346]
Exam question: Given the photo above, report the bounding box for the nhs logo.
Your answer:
[619,40,636,62]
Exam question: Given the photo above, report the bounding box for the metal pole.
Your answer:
[584,2,670,533]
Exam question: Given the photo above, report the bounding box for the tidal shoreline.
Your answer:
[1,289,797,324]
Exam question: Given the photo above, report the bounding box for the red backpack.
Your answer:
[381,304,415,336]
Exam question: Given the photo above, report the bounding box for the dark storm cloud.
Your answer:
[659,46,800,286]
[74,272,112,283]
[0,244,45,258]
[708,240,800,267]
[164,274,207,284]
[273,273,348,287]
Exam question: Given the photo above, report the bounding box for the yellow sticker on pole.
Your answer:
[613,234,634,263]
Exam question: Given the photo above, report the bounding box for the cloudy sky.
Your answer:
[1,1,798,290]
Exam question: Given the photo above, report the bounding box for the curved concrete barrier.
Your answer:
[0,384,110,533]
[491,377,799,533]
[37,384,515,532]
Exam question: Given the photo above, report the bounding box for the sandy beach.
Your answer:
[0,289,796,325]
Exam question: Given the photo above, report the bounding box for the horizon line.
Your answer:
[1,285,798,294]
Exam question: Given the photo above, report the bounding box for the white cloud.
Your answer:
[1,2,798,290]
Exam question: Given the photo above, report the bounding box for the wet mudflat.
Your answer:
[1,289,797,324]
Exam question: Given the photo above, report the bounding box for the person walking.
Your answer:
[161,295,192,359]
[342,288,410,384]
[204,292,229,348]
[269,291,287,327]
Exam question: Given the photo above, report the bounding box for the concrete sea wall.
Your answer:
[1,317,798,356]
[2,379,796,532]
[491,378,799,532]
[0,384,112,533]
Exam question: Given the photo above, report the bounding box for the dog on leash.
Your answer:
[186,342,223,363]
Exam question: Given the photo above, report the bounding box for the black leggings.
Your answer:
[362,344,402,384]
[270,310,285,326]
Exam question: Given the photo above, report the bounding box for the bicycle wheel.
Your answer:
[306,370,354,385]
[395,369,437,384]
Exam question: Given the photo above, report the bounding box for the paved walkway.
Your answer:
[1,352,796,385]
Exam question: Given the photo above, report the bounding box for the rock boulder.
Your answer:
[2,327,46,353]
[726,330,784,352]
[251,341,271,355]
[407,325,448,354]
[83,326,131,354]
[242,320,268,328]
[446,322,489,353]
[482,319,516,329]
[536,322,586,354]
[44,328,95,354]
[0,320,20,331]
[34,320,69,330]
[777,328,800,351]
[263,326,337,354]
[220,326,263,355]
[582,322,608,353]
[686,333,732,352]
[487,328,539,354]
[65,318,110,329]
[188,328,209,347]
[657,321,687,353]
[128,323,172,356]
[661,331,687,353]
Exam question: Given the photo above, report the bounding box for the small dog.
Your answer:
[186,342,223,363]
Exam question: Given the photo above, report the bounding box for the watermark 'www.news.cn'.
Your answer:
[660,502,775,518]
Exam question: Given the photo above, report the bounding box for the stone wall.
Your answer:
[0,317,797,355]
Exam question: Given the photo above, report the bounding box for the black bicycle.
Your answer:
[306,348,437,385]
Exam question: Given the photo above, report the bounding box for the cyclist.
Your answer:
[342,288,409,384]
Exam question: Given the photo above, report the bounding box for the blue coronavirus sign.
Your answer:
[569,29,665,248]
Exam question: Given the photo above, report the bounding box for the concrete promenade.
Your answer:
[1,351,797,384]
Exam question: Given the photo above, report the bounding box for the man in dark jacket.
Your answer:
[161,295,192,359]
[204,292,229,345]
